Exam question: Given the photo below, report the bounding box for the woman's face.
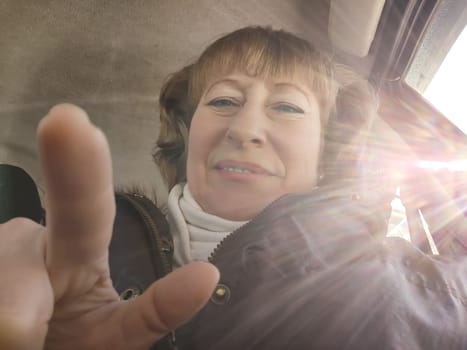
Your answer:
[186,73,322,220]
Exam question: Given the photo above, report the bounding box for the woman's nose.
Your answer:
[225,106,267,147]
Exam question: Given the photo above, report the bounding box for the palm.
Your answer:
[44,259,120,349]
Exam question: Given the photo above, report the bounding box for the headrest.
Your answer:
[0,164,43,224]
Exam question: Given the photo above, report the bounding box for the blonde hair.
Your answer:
[153,26,375,189]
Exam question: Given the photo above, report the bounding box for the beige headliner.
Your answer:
[0,1,385,205]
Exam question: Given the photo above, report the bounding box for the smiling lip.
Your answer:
[214,160,273,176]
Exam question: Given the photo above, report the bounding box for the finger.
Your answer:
[0,219,53,350]
[96,262,219,350]
[37,104,115,270]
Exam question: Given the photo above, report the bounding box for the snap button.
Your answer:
[119,286,141,300]
[351,193,361,201]
[161,237,173,253]
[210,283,231,305]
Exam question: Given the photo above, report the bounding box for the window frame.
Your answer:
[370,0,467,160]
[366,0,467,252]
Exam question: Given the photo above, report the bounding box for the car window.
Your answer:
[405,0,467,133]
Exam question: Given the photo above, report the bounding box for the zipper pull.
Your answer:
[169,330,178,350]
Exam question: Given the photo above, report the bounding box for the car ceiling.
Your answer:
[0,0,389,203]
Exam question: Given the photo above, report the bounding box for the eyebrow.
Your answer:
[273,82,314,106]
[203,78,243,96]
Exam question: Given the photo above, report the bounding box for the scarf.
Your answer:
[167,183,247,267]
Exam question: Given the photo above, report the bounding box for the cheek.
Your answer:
[188,118,205,159]
[186,114,206,181]
[186,110,222,183]
[281,125,321,187]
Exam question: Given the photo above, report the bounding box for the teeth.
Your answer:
[221,166,253,173]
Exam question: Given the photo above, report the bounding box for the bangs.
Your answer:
[188,27,338,122]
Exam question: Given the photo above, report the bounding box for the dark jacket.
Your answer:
[110,183,467,350]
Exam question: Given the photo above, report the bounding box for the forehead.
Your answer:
[203,71,317,96]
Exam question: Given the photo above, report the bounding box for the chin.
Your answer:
[214,209,256,221]
[192,183,282,220]
[205,199,271,221]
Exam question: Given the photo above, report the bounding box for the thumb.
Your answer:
[111,262,219,349]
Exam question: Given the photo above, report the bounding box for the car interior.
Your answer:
[0,0,466,253]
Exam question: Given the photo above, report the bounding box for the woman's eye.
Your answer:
[207,98,238,108]
[273,103,305,114]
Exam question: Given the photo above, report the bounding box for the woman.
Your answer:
[155,27,369,262]
[1,26,466,350]
[146,27,381,349]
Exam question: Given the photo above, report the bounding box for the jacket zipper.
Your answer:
[208,185,350,263]
[121,192,172,277]
[208,196,284,264]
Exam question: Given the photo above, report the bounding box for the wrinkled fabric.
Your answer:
[167,183,246,266]
[177,183,467,350]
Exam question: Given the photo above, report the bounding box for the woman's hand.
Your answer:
[0,104,219,350]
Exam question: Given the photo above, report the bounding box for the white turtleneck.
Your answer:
[166,183,248,268]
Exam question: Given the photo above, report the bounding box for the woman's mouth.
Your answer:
[217,165,255,173]
[214,160,271,174]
